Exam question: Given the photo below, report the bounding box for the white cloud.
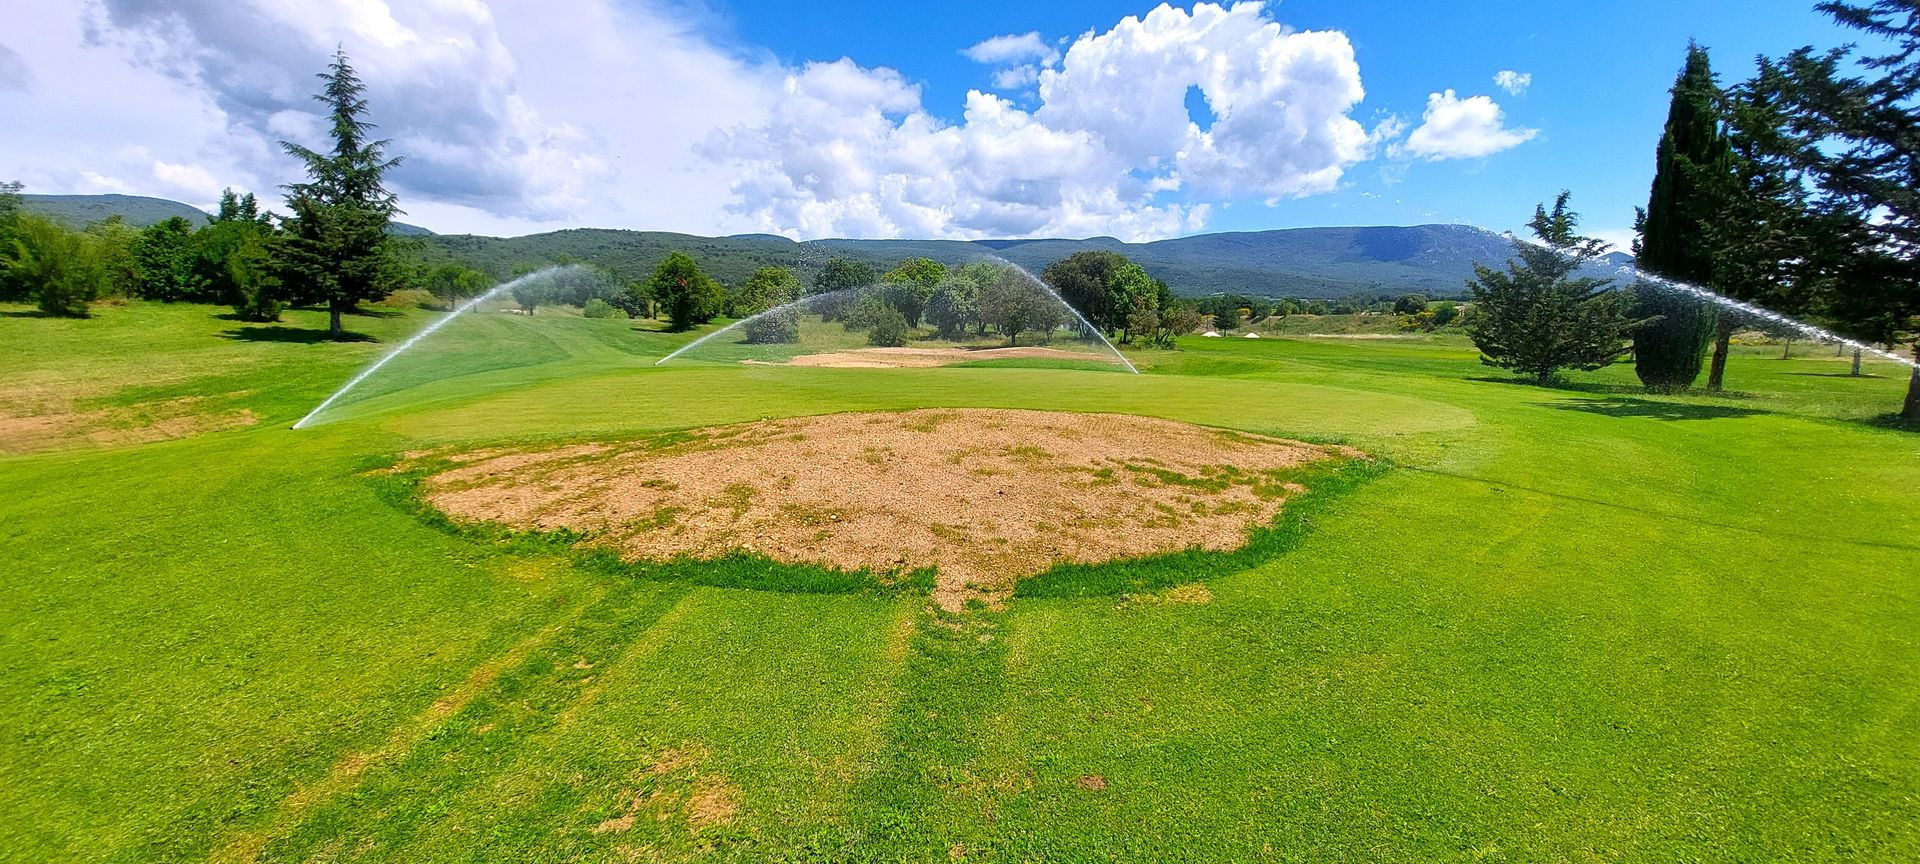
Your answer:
[7,0,1395,240]
[963,32,1059,66]
[991,65,1041,90]
[1493,69,1531,96]
[5,0,762,231]
[1397,89,1537,160]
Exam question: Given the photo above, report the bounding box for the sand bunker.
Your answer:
[751,346,1123,369]
[419,409,1351,607]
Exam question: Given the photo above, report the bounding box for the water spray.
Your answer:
[1495,230,1920,373]
[655,266,1141,374]
[291,265,585,429]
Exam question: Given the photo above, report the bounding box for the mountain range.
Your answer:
[22,194,1633,298]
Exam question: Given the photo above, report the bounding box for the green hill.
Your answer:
[22,193,435,236]
[21,194,1608,297]
[423,223,1557,299]
[23,194,212,228]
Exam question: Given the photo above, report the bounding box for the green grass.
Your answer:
[2,299,1917,862]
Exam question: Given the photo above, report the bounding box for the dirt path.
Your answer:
[420,409,1351,608]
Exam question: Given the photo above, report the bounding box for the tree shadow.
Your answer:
[350,307,405,319]
[1543,397,1769,421]
[0,309,50,319]
[1862,413,1920,434]
[1789,371,1884,379]
[1466,375,1653,396]
[221,326,377,344]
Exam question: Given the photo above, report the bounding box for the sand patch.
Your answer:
[749,345,1122,369]
[420,410,1352,607]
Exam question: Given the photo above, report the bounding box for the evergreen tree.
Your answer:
[1633,43,1733,392]
[132,217,198,301]
[0,181,22,301]
[275,48,402,338]
[1766,0,1920,417]
[1468,193,1643,384]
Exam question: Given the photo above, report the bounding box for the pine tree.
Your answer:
[1468,193,1642,384]
[1633,43,1733,392]
[275,48,402,338]
[1772,1,1920,418]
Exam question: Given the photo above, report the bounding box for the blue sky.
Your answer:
[0,1,1861,245]
[700,0,1845,246]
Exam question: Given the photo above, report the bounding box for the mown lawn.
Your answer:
[1,300,1916,862]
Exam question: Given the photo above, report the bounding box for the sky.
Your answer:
[0,0,1862,248]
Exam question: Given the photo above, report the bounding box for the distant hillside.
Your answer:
[20,193,1627,297]
[422,223,1580,298]
[22,193,434,236]
[24,194,211,229]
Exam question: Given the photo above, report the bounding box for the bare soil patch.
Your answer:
[751,345,1122,369]
[419,409,1352,607]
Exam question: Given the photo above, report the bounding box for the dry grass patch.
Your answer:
[750,345,1123,369]
[419,409,1352,607]
[0,395,257,455]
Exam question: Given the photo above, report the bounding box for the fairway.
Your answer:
[3,301,1918,863]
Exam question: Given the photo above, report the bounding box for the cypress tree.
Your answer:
[1632,43,1732,392]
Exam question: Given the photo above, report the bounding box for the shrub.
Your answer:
[868,305,909,346]
[582,297,629,319]
[743,306,800,343]
[5,215,104,317]
[228,234,283,322]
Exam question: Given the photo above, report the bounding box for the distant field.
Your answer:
[2,300,1916,862]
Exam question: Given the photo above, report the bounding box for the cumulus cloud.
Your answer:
[5,0,762,232]
[1397,89,1537,160]
[1493,69,1531,96]
[963,32,1059,66]
[712,3,1380,238]
[9,0,1402,240]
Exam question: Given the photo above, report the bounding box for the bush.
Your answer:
[228,234,283,322]
[4,215,104,317]
[868,305,909,347]
[582,297,629,319]
[375,288,438,310]
[743,306,800,343]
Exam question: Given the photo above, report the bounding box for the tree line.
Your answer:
[1463,1,1920,420]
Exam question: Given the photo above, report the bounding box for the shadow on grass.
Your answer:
[1862,412,1920,434]
[0,309,55,318]
[1465,375,1649,396]
[1543,397,1769,422]
[221,326,377,344]
[1789,371,1884,379]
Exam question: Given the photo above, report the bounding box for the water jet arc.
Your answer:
[291,265,584,430]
